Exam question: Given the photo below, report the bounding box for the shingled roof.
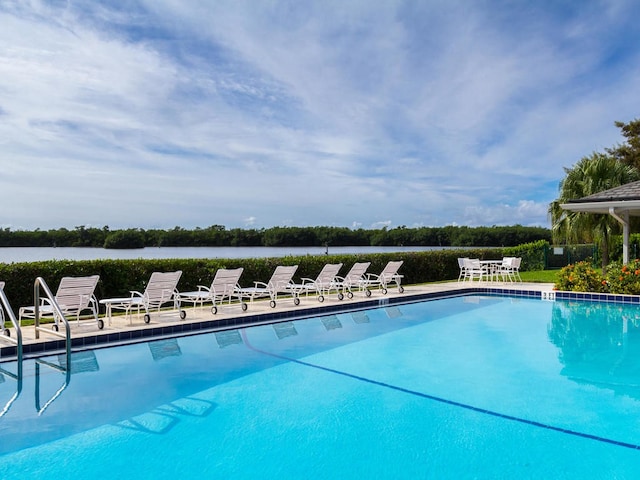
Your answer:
[561,180,640,264]
[569,180,640,203]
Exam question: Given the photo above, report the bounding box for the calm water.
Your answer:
[0,246,456,263]
[1,296,640,477]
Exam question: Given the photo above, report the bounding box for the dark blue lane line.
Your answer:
[240,333,640,451]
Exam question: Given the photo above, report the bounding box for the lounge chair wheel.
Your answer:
[365,289,372,297]
[338,293,344,300]
[52,324,59,332]
[241,302,248,311]
[180,310,186,320]
[399,286,404,293]
[97,319,104,330]
[2,328,9,337]
[144,314,151,324]
[293,297,300,306]
[382,288,388,295]
[211,306,218,315]
[270,300,276,308]
[347,292,353,299]
[318,295,324,303]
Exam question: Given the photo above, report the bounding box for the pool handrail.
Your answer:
[0,281,22,363]
[33,277,71,358]
[0,281,23,417]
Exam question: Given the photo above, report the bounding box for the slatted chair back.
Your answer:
[314,263,343,285]
[144,271,182,309]
[55,275,100,316]
[379,261,403,281]
[268,266,298,292]
[344,262,370,284]
[210,268,244,297]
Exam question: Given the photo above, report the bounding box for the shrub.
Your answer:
[604,260,640,295]
[503,240,548,271]
[554,261,606,293]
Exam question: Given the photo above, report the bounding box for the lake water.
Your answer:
[0,246,460,263]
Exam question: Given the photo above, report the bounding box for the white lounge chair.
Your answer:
[335,262,371,298]
[363,261,404,294]
[289,263,343,302]
[178,268,247,315]
[237,265,300,308]
[19,275,101,329]
[99,271,185,326]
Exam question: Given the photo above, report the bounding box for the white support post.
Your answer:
[609,207,630,264]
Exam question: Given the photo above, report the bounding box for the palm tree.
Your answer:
[549,152,640,270]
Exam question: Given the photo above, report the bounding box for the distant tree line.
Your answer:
[0,224,551,249]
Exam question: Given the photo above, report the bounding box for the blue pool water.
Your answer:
[1,295,640,478]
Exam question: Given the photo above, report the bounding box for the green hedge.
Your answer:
[503,240,548,271]
[0,249,503,312]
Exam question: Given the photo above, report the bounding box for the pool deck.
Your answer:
[0,281,555,360]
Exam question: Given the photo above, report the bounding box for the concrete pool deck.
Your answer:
[0,281,555,360]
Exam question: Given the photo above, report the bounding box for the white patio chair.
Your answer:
[494,257,513,282]
[363,261,404,294]
[100,271,185,326]
[237,265,300,308]
[19,275,101,329]
[335,262,371,298]
[463,259,489,282]
[178,268,247,315]
[502,257,523,282]
[289,263,343,302]
[457,257,470,282]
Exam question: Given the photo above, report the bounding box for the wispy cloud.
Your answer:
[1,0,639,230]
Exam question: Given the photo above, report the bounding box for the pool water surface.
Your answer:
[1,295,640,478]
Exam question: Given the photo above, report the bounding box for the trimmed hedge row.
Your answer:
[0,249,503,311]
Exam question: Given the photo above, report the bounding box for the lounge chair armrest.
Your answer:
[253,281,269,288]
[197,285,211,292]
[39,297,54,307]
[129,290,144,298]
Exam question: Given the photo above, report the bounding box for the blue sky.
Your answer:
[1,0,640,231]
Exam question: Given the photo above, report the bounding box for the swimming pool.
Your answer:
[1,294,640,478]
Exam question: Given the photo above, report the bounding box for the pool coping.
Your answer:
[2,283,635,361]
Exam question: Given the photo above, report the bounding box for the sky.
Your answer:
[1,0,640,231]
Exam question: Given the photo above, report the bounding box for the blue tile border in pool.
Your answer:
[4,286,640,360]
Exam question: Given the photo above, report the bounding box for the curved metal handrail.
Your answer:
[0,282,23,417]
[35,355,71,416]
[33,277,71,357]
[0,282,22,362]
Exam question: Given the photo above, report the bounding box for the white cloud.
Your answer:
[1,1,640,230]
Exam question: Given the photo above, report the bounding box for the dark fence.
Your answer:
[544,244,597,269]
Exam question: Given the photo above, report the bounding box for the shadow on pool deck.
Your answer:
[1,282,554,360]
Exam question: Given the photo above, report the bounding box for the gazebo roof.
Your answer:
[560,180,640,264]
[569,180,640,204]
[562,180,640,216]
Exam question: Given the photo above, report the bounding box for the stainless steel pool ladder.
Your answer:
[0,281,23,417]
[35,353,72,416]
[33,277,71,357]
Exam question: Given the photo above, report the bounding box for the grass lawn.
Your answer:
[519,269,559,283]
